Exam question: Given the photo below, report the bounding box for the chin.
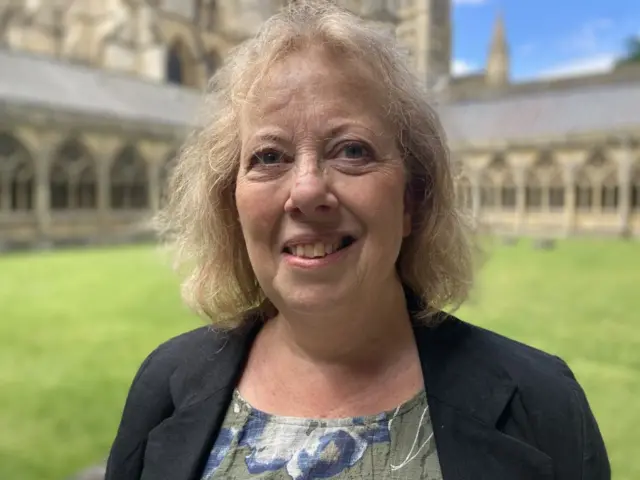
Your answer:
[276,283,353,316]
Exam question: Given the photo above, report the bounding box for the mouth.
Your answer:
[282,235,357,259]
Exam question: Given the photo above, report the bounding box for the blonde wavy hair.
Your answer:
[155,0,475,329]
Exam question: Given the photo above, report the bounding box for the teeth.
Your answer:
[304,244,314,257]
[288,241,343,258]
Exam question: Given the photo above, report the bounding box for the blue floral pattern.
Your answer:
[200,390,442,479]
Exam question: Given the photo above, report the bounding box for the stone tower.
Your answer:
[396,0,452,91]
[486,12,509,87]
[5,0,68,57]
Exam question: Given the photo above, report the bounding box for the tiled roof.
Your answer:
[2,48,640,145]
[440,82,640,145]
[0,48,200,129]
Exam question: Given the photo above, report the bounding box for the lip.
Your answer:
[281,232,355,250]
[282,238,358,269]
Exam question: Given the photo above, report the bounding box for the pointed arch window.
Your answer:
[110,146,149,209]
[480,155,515,210]
[50,139,97,210]
[574,170,592,211]
[0,133,34,212]
[167,43,184,85]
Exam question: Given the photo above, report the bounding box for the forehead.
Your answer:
[241,49,389,129]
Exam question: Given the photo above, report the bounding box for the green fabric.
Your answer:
[201,388,443,479]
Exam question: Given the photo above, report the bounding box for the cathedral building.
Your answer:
[0,0,639,250]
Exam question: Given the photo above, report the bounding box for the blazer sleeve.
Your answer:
[552,357,611,480]
[104,343,176,480]
[571,380,611,479]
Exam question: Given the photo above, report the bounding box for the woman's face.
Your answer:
[235,49,412,314]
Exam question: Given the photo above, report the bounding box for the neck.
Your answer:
[239,278,423,417]
[264,277,414,368]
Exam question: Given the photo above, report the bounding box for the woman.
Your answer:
[106,2,610,479]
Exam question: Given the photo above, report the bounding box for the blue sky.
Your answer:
[452,0,640,80]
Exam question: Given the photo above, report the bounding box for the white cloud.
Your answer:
[453,59,476,75]
[536,54,616,79]
[562,19,614,53]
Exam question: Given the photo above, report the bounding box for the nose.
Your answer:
[284,158,338,217]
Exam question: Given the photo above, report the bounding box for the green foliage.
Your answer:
[616,36,640,66]
[1,240,639,479]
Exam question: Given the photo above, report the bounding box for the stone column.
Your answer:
[556,149,588,237]
[96,155,112,227]
[465,153,493,226]
[34,148,53,247]
[16,128,61,247]
[562,167,576,236]
[505,150,536,234]
[139,141,173,213]
[84,135,122,234]
[608,144,634,237]
[513,167,526,233]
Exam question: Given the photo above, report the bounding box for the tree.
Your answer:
[616,36,640,66]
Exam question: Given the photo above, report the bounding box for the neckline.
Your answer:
[231,388,427,427]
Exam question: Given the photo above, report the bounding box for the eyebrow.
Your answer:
[245,119,383,146]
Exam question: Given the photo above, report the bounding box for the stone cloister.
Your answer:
[0,126,179,248]
[2,120,640,249]
[455,143,640,237]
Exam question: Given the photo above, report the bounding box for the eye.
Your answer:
[251,148,285,165]
[338,142,372,160]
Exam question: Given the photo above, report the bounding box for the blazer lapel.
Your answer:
[140,321,261,480]
[413,316,554,480]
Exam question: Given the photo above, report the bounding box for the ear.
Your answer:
[403,190,412,238]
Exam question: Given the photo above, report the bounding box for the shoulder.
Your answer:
[422,314,579,394]
[134,326,228,382]
[105,324,257,478]
[428,315,610,478]
[111,326,226,435]
[458,318,577,389]
[442,316,587,419]
[113,323,256,438]
[125,323,256,409]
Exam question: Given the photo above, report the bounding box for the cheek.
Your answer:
[235,182,278,246]
[345,172,408,243]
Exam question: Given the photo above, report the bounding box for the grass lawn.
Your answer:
[0,239,638,479]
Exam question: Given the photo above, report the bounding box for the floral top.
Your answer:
[200,388,442,479]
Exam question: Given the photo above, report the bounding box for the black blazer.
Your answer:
[105,308,610,480]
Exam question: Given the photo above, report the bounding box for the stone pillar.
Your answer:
[556,149,587,237]
[608,144,634,236]
[139,141,173,213]
[96,155,112,227]
[34,148,53,247]
[562,167,577,236]
[84,135,122,234]
[465,153,493,226]
[15,128,61,247]
[505,150,536,234]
